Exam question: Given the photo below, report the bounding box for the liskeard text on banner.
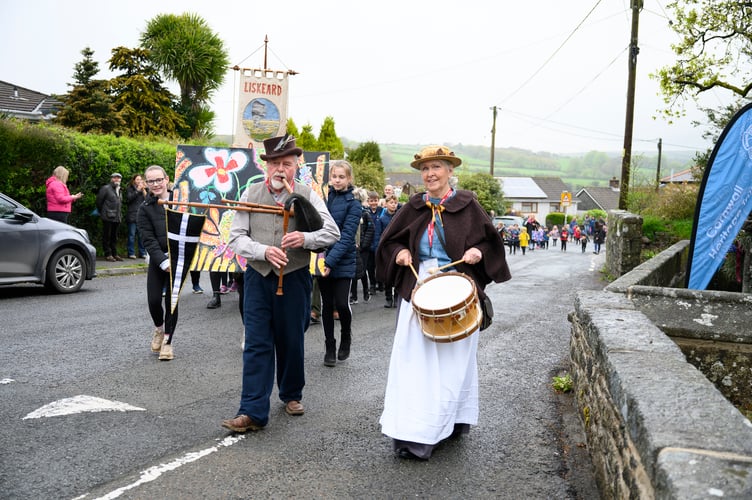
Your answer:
[234,69,290,149]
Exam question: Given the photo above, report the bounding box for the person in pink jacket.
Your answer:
[46,166,82,224]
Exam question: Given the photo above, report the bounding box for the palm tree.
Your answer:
[140,13,230,138]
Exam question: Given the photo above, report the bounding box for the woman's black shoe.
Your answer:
[324,342,336,367]
[397,448,427,461]
[206,293,221,309]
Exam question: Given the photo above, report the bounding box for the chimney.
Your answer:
[609,176,620,189]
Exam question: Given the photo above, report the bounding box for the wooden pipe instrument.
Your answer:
[158,199,283,215]
[275,178,294,295]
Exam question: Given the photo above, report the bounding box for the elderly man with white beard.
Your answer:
[221,135,340,433]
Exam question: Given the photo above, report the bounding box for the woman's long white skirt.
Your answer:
[379,293,479,445]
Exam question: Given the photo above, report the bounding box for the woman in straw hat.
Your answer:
[375,145,511,460]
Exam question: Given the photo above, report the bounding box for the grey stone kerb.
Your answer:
[570,231,752,497]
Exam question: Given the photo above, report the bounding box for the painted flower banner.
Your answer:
[173,145,330,273]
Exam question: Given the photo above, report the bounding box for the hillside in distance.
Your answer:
[375,142,700,191]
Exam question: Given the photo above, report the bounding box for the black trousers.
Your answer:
[146,260,178,340]
[47,211,69,223]
[102,220,120,257]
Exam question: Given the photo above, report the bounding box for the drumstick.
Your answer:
[408,262,423,285]
[427,259,466,275]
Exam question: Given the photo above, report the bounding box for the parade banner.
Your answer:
[166,208,205,313]
[173,145,265,273]
[686,103,752,290]
[172,145,330,274]
[234,69,290,149]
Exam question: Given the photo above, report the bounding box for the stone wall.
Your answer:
[605,210,644,279]
[571,235,752,498]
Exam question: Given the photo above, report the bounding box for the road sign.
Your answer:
[560,192,571,207]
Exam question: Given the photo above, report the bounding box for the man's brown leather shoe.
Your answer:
[221,414,263,433]
[285,400,304,416]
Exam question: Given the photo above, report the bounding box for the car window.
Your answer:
[0,198,16,219]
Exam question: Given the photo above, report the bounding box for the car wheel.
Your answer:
[46,248,87,293]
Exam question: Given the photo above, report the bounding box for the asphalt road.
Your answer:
[0,244,604,499]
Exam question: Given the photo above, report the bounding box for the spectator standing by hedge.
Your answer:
[96,172,124,261]
[45,166,83,224]
[125,174,147,259]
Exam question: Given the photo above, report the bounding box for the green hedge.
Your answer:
[0,119,180,255]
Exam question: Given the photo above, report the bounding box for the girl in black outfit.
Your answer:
[137,165,178,361]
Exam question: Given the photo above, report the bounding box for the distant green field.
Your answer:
[215,136,698,191]
[377,143,695,191]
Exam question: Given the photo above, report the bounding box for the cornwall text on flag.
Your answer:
[686,102,752,290]
[166,208,206,313]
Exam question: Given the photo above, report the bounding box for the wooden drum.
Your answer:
[410,271,481,343]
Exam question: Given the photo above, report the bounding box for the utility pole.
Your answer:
[490,106,497,176]
[655,137,662,192]
[619,0,642,210]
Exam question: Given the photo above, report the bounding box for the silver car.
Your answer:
[493,215,524,228]
[0,192,97,293]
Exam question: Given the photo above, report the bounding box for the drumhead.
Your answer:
[413,273,473,310]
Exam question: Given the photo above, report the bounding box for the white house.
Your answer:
[497,176,576,223]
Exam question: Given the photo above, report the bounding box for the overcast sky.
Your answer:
[2,0,732,154]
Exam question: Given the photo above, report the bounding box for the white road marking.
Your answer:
[22,395,146,420]
[73,435,246,500]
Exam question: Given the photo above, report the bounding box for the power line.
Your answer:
[499,0,605,104]
[543,47,627,119]
[502,108,704,150]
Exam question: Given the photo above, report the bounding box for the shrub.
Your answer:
[0,118,180,254]
[645,183,699,220]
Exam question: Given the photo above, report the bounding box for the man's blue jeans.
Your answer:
[237,267,312,425]
[127,222,145,257]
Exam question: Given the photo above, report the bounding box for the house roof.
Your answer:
[385,172,422,188]
[575,186,620,212]
[660,168,695,183]
[0,80,61,120]
[530,176,571,200]
[499,177,547,198]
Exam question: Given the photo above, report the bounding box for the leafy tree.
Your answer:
[317,116,344,158]
[345,141,385,192]
[351,158,385,193]
[54,47,124,134]
[107,46,186,137]
[140,13,230,138]
[456,172,505,215]
[654,0,752,126]
[297,124,318,151]
[348,141,382,164]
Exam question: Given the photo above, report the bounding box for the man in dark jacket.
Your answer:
[125,174,147,258]
[96,172,123,261]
